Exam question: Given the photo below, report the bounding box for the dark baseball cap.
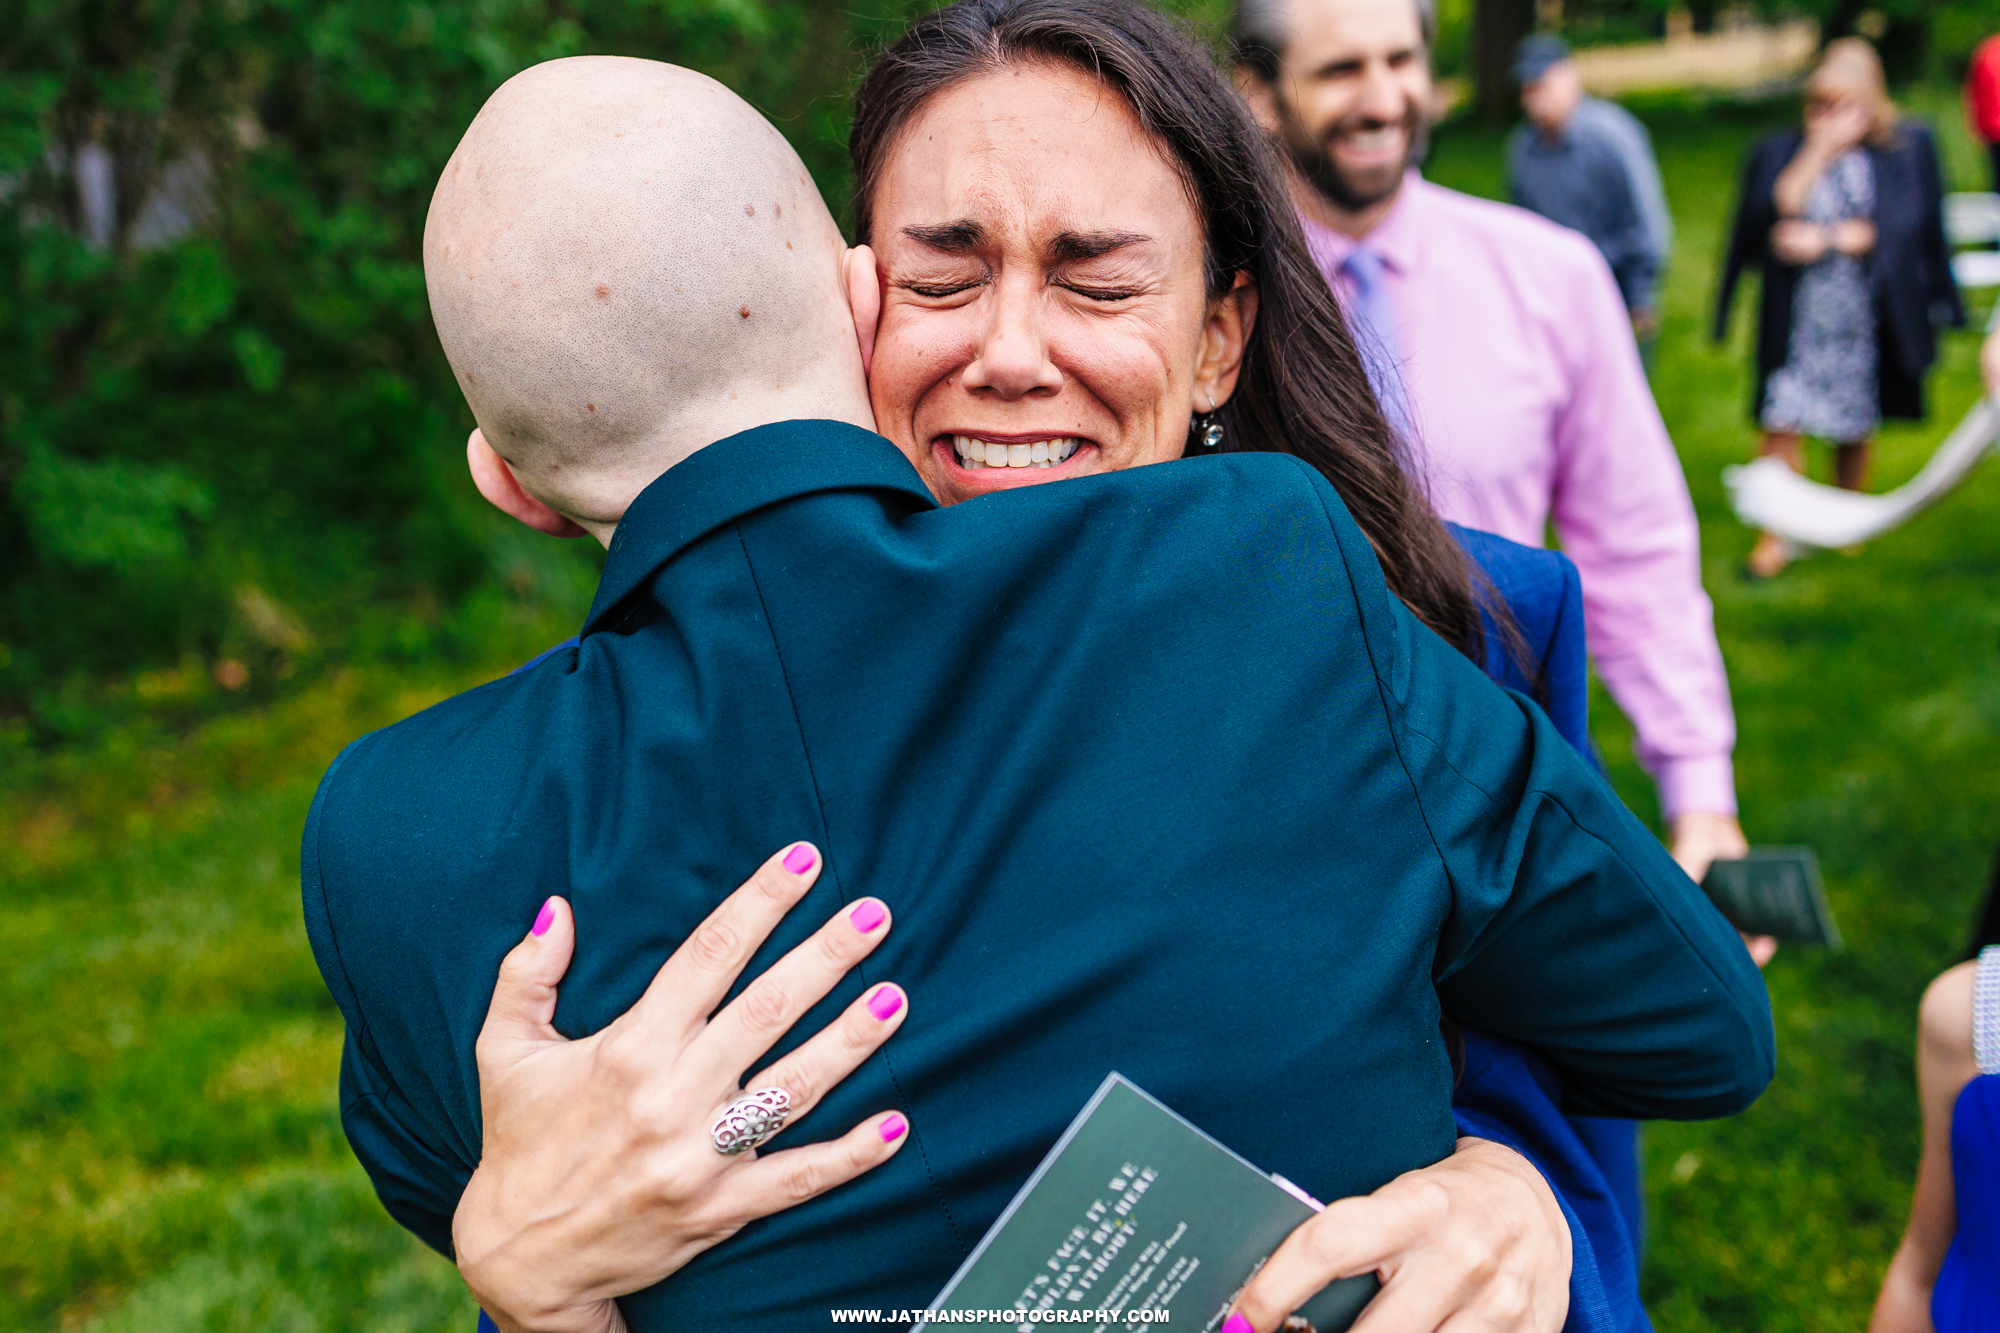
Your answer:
[1513,33,1572,85]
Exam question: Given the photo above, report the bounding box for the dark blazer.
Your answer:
[1713,122,1963,422]
[306,422,1771,1328]
[1452,523,1590,757]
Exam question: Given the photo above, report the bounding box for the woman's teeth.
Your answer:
[952,436,1081,470]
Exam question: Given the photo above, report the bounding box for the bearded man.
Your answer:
[1231,0,1764,1270]
[1231,0,1747,891]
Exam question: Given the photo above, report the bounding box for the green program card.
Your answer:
[1700,846,1843,947]
[919,1073,1379,1333]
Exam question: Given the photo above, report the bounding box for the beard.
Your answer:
[1275,93,1428,214]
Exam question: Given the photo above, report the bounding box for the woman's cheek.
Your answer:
[868,329,934,436]
[1062,334,1176,422]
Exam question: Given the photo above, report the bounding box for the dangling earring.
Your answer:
[1190,390,1224,450]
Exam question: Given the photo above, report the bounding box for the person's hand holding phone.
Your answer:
[453,844,911,1333]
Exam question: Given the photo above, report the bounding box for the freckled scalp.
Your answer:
[424,56,853,495]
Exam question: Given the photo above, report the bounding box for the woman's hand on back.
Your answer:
[452,844,911,1333]
[1224,1137,1571,1333]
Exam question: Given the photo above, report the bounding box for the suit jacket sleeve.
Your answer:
[1295,460,1774,1119]
[341,1035,465,1257]
[304,736,470,1255]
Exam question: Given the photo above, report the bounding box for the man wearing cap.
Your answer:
[1507,34,1672,359]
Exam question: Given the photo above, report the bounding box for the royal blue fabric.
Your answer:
[1454,1030,1648,1333]
[1449,523,1591,761]
[308,423,1771,1327]
[1452,527,1644,1333]
[1569,1115,1645,1257]
[1935,1073,2000,1332]
[1453,524,1643,1257]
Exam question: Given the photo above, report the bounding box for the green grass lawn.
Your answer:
[6,87,2000,1333]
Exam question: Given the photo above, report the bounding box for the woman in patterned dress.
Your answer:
[1715,40,1962,579]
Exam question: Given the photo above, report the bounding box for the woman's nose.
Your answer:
[961,281,1063,399]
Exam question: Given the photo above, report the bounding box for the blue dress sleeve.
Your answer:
[1453,1030,1651,1333]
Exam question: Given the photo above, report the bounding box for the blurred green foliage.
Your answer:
[0,0,949,743]
[0,0,1257,747]
[12,0,1987,748]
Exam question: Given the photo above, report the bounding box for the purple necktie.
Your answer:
[1339,246,1410,438]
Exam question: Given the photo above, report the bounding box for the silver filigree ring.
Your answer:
[711,1088,792,1155]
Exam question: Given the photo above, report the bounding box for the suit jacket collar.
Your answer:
[583,420,935,634]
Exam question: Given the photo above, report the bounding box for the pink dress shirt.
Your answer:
[1302,173,1737,820]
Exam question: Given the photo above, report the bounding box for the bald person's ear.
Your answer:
[467,429,590,538]
[842,245,881,378]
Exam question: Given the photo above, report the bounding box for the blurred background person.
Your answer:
[1965,30,2000,192]
[1715,38,1961,580]
[1507,34,1672,366]
[1230,0,1747,881]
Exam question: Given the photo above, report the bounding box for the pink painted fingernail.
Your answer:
[531,899,555,936]
[868,986,903,1021]
[783,844,817,875]
[879,1113,907,1143]
[849,899,887,933]
[1221,1316,1254,1333]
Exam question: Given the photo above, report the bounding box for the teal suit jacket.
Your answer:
[305,421,1771,1327]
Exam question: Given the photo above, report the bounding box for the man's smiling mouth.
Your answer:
[949,434,1083,470]
[1334,124,1405,159]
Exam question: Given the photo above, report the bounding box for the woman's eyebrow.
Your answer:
[902,220,985,252]
[897,222,1152,264]
[1046,230,1152,264]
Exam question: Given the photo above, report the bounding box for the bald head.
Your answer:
[426,57,869,529]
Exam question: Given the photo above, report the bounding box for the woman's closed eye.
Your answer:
[894,270,988,302]
[1051,257,1159,304]
[1056,279,1146,303]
